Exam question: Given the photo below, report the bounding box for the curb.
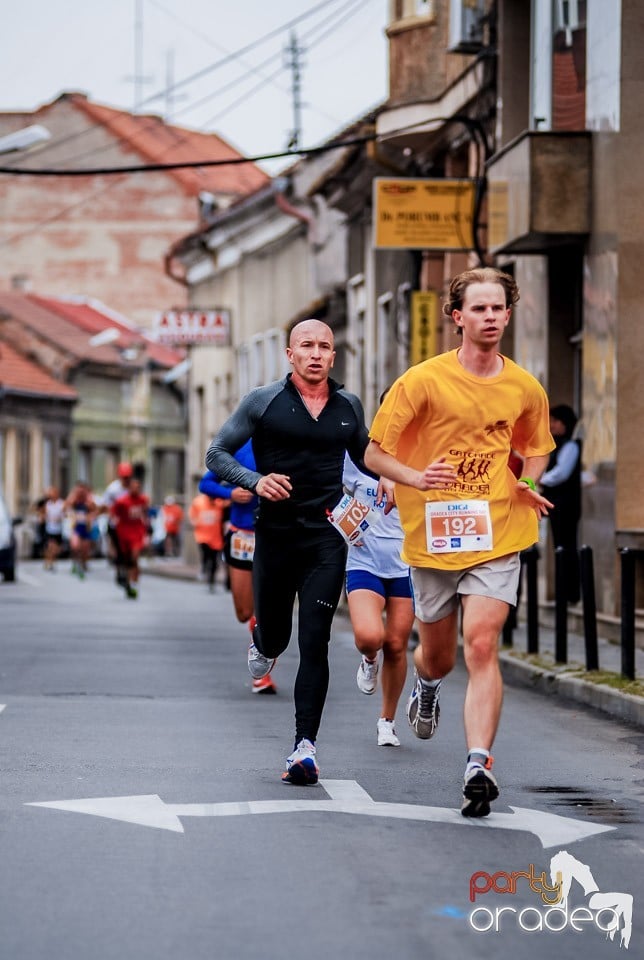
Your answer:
[498,650,644,729]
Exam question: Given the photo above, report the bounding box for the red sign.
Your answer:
[154,309,230,345]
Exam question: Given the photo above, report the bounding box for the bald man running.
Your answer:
[207,319,388,785]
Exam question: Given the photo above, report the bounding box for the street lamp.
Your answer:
[0,124,51,156]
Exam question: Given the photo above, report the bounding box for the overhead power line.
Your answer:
[0,114,489,178]
[0,132,376,177]
[0,0,356,168]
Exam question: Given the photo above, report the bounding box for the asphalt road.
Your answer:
[1,559,642,959]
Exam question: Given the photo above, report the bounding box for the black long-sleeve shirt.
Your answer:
[206,375,374,529]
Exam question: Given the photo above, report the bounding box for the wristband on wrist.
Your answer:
[518,477,536,492]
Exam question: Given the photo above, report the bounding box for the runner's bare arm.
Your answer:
[516,454,553,517]
[365,441,457,490]
[375,477,396,514]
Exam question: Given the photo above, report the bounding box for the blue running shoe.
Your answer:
[281,739,319,785]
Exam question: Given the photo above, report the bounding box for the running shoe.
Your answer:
[281,738,319,785]
[406,671,441,739]
[356,655,379,695]
[247,617,276,679]
[377,718,400,747]
[126,585,138,599]
[251,675,277,695]
[461,762,499,818]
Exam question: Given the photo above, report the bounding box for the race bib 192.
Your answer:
[425,500,492,553]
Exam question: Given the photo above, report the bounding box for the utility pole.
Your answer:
[284,30,305,151]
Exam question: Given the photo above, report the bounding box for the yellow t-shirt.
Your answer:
[369,350,555,570]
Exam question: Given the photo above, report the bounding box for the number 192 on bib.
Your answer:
[425,500,493,553]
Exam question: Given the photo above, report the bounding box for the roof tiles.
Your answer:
[0,291,183,369]
[0,338,77,400]
[67,94,270,198]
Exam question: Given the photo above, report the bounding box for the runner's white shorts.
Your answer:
[410,553,521,624]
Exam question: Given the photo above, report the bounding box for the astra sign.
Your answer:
[154,309,230,346]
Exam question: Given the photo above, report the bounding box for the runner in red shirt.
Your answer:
[111,478,150,599]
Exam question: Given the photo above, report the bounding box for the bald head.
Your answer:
[289,319,334,349]
[286,319,335,386]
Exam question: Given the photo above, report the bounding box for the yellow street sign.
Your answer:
[374,178,475,250]
[410,291,439,365]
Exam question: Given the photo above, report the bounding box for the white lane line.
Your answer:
[0,705,5,714]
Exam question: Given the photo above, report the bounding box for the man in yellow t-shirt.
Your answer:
[365,267,555,818]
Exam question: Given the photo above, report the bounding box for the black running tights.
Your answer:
[252,525,347,744]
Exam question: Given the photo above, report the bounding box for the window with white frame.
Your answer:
[237,330,287,395]
[264,328,286,384]
[377,293,398,401]
[78,445,92,485]
[237,344,250,397]
[250,336,264,388]
[42,435,53,490]
[347,275,366,399]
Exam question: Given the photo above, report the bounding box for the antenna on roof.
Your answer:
[124,0,154,112]
[164,50,188,121]
[284,30,305,152]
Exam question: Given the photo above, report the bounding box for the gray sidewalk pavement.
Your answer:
[498,617,644,729]
[141,555,644,729]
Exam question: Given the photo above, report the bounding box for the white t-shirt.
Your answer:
[45,498,65,535]
[100,478,128,508]
[342,454,409,579]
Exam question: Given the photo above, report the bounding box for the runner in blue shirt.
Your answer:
[200,440,276,694]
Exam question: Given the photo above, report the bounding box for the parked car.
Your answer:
[0,491,20,582]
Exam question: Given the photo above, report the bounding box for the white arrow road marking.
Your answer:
[27,779,615,847]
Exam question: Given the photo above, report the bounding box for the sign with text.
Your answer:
[374,178,475,251]
[154,309,230,346]
[410,291,439,365]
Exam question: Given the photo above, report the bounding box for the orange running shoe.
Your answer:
[251,675,277,695]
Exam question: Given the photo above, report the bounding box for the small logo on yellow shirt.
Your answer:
[484,420,509,435]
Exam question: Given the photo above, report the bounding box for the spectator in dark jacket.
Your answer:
[540,404,581,604]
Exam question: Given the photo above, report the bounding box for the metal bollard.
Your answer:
[579,545,598,671]
[502,554,522,647]
[620,548,636,681]
[502,606,515,646]
[554,546,568,663]
[524,545,539,654]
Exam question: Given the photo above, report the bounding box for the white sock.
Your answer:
[467,748,490,772]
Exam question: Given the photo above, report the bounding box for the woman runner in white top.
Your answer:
[43,487,65,571]
[343,452,414,746]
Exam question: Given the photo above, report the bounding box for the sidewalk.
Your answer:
[498,619,644,729]
[142,556,644,728]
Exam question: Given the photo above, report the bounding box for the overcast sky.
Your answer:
[2,0,388,171]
